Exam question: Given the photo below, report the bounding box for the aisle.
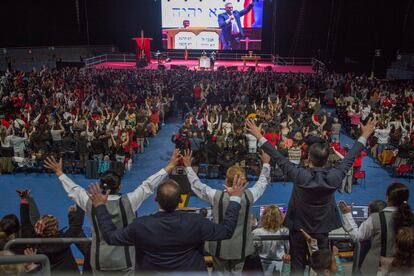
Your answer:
[0,119,412,224]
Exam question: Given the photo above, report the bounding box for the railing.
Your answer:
[85,53,319,67]
[4,237,93,251]
[84,54,136,67]
[311,58,326,73]
[273,56,315,66]
[0,254,51,276]
[3,235,360,274]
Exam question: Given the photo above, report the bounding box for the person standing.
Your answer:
[44,150,182,275]
[89,175,247,272]
[245,118,377,274]
[183,149,271,275]
[218,1,254,50]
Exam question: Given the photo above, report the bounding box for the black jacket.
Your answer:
[95,201,241,272]
[20,201,85,273]
[260,139,365,233]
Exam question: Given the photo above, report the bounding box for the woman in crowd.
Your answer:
[253,205,289,275]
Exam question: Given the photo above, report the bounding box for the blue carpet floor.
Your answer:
[0,118,413,229]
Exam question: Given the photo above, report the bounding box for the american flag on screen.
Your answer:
[243,0,255,28]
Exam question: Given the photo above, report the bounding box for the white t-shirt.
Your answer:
[252,227,290,262]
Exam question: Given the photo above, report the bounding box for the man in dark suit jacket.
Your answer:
[89,176,247,272]
[218,1,254,50]
[246,118,377,273]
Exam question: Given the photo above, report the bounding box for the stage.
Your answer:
[92,59,315,73]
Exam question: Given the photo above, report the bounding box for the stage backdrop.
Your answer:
[161,0,263,50]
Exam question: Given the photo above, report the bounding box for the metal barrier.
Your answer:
[4,237,92,251]
[0,254,51,276]
[4,234,359,272]
[84,53,136,67]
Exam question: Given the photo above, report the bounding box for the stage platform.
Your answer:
[93,59,315,73]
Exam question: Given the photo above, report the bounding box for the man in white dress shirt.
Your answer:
[182,149,271,275]
[44,150,181,275]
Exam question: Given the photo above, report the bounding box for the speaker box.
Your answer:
[170,166,192,194]
[227,66,238,71]
[136,58,147,68]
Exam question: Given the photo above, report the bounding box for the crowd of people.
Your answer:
[0,67,174,176]
[172,71,414,183]
[0,66,414,275]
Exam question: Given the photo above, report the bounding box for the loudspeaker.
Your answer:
[227,66,238,71]
[170,166,192,194]
[136,58,147,68]
[265,66,273,72]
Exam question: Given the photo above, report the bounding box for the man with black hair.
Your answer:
[246,118,377,274]
[89,175,246,272]
[44,149,182,275]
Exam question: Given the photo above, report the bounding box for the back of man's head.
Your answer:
[100,171,121,195]
[308,142,329,167]
[156,180,181,212]
[368,199,387,215]
[310,249,335,275]
[225,165,245,187]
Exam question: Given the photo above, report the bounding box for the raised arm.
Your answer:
[246,119,311,184]
[248,151,271,203]
[238,2,253,17]
[326,119,376,186]
[126,149,181,211]
[183,150,217,204]
[44,156,89,210]
[18,190,35,238]
[339,201,373,241]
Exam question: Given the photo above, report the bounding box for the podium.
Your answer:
[199,56,211,69]
[164,27,222,50]
[132,37,152,64]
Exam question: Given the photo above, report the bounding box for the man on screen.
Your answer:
[183,19,190,29]
[218,1,254,50]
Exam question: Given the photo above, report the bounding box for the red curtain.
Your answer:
[133,38,151,63]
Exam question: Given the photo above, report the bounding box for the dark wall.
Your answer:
[1,0,413,71]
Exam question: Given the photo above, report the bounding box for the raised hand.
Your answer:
[24,248,37,256]
[260,150,270,164]
[360,118,377,139]
[225,174,247,198]
[17,189,31,199]
[182,149,193,167]
[44,156,63,176]
[68,204,77,213]
[165,149,182,174]
[338,200,352,214]
[88,183,110,207]
[245,119,263,140]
